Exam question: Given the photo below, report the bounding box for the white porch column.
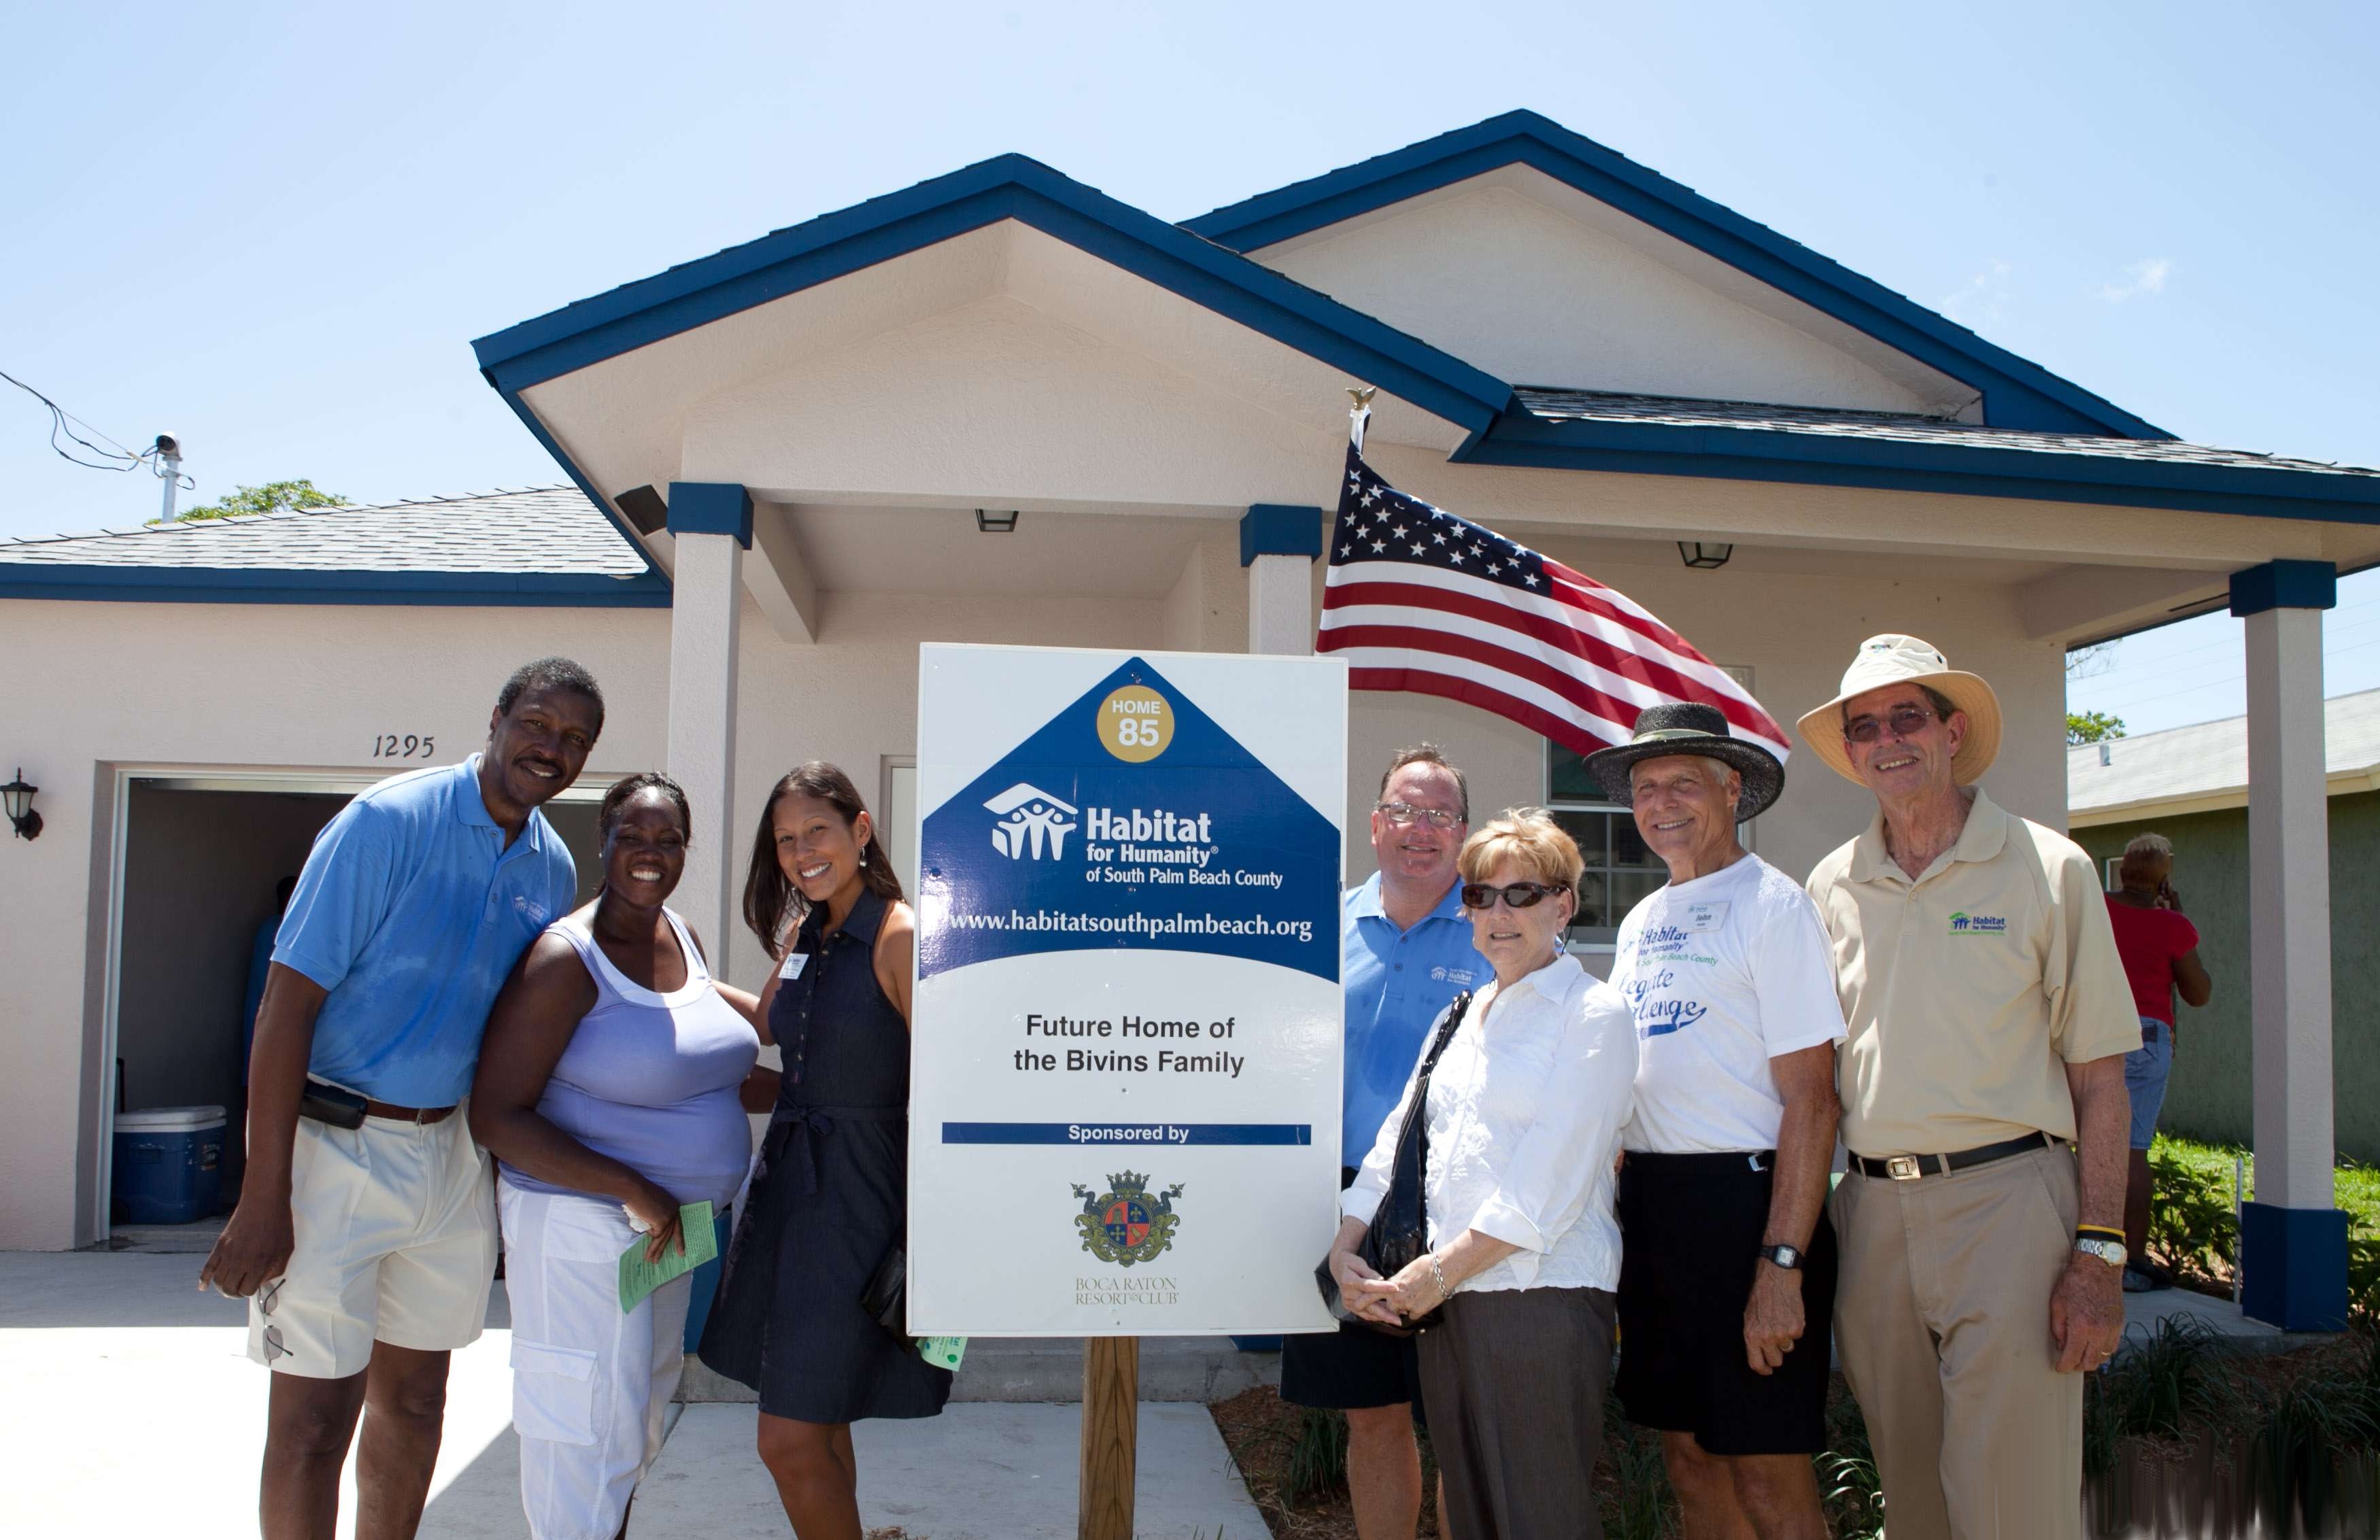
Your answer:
[1241,504,1322,655]
[665,483,750,958]
[2233,559,2345,1330]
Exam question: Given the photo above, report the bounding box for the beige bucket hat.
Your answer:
[1795,634,2003,786]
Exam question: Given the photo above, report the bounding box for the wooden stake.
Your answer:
[1078,1336,1139,1540]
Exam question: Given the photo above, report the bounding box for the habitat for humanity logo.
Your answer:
[985,783,1079,860]
[1948,910,2009,936]
[1072,1171,1183,1267]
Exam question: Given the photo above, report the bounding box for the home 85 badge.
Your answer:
[1097,685,1173,763]
[1071,1171,1183,1266]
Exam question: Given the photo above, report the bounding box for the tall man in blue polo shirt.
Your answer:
[201,658,604,1540]
[1284,743,1489,1540]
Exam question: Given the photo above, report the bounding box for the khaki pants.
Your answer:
[1829,1143,2084,1540]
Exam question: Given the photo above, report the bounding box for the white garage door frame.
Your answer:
[90,764,613,1244]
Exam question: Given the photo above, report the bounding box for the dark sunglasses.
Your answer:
[1842,704,1939,745]
[1461,880,1569,910]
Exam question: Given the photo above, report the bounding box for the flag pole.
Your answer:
[1347,386,1376,454]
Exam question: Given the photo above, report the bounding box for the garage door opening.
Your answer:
[103,772,605,1242]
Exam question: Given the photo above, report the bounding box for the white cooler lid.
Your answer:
[117,1106,227,1133]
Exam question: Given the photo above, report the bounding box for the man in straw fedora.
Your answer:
[1588,703,1847,1540]
[1800,635,2137,1540]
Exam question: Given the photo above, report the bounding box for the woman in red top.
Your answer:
[2104,834,2215,1291]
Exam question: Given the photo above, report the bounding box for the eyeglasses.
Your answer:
[1842,704,1939,745]
[1461,880,1569,910]
[1376,801,1463,830]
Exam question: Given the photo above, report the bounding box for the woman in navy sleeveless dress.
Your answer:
[700,762,947,1539]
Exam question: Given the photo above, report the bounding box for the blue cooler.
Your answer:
[113,1106,226,1224]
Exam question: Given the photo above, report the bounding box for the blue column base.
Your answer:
[2239,1201,2349,1331]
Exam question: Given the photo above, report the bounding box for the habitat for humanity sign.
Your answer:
[908,645,1345,1336]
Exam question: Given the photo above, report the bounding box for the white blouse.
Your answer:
[1343,952,1637,1295]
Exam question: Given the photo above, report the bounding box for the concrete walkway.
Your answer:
[2120,1282,2336,1356]
[0,1248,1265,1538]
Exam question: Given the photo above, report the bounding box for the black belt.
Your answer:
[1850,1130,2056,1182]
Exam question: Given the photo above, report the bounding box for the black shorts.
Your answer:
[1614,1150,1837,1456]
[1280,1318,1427,1416]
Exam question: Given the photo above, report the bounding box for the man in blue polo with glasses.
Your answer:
[1284,742,1490,1540]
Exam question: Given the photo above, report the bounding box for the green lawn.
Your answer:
[2149,1133,2380,1304]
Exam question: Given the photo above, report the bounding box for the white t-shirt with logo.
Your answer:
[1613,852,1848,1154]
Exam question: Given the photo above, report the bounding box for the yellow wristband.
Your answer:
[2075,1225,2125,1241]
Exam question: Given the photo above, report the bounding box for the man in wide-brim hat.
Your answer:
[1798,635,2139,1540]
[1587,703,1846,1540]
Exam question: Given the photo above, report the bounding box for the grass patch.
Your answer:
[2149,1133,2380,1307]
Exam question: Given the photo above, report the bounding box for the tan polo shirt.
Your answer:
[1805,788,2140,1157]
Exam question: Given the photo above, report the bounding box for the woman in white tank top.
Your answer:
[471,774,768,1540]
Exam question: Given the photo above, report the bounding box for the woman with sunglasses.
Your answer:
[1329,808,1637,1539]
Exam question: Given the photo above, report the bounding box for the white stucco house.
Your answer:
[6,112,2374,1326]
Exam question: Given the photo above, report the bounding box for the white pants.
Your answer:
[249,1108,496,1378]
[498,1182,691,1540]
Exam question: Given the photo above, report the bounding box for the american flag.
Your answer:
[1316,444,1790,762]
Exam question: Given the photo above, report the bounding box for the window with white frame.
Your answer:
[1544,666,1758,949]
[1545,744,1668,948]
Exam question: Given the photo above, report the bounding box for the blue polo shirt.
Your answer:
[1341,872,1490,1168]
[273,755,577,1108]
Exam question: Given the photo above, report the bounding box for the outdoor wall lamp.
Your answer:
[975,509,1020,532]
[2,769,39,841]
[1678,541,1734,570]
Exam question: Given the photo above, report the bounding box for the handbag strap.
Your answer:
[1407,989,1473,1220]
[1417,991,1472,1086]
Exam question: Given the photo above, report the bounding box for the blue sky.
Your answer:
[3,2,2373,731]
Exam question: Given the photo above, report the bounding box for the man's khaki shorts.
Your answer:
[248,1107,498,1380]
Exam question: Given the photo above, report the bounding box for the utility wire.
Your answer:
[1,368,191,487]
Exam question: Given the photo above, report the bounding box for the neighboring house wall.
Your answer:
[2072,790,2380,1161]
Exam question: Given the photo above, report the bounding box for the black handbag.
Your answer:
[1314,990,1473,1337]
[858,1242,917,1354]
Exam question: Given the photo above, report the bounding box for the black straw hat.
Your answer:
[1582,702,1786,822]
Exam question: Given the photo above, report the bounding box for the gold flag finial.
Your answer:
[1346,386,1376,452]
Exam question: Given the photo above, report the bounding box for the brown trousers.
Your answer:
[1829,1142,2085,1540]
[1416,1285,1616,1540]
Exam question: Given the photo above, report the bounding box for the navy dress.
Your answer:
[698,888,952,1422]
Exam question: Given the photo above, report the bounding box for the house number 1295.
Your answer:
[372,734,436,759]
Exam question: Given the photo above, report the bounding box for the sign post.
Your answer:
[908,645,1346,1533]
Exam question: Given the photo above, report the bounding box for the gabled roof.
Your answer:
[472,152,1514,438]
[0,487,668,606]
[1481,389,2380,524]
[1187,111,2169,440]
[2069,687,2380,826]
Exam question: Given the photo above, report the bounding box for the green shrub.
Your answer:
[2147,1137,2241,1284]
[1282,1406,1347,1507]
[1818,1389,1888,1540]
[1596,1395,1678,1540]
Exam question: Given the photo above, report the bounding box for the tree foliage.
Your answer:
[2068,711,2126,745]
[154,479,349,525]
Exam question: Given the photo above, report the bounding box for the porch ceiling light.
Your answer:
[975,509,1020,533]
[1,768,39,841]
[1678,541,1733,570]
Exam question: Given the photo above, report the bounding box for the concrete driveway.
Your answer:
[0,1249,1265,1538]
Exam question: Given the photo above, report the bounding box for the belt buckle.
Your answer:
[1885,1154,1923,1181]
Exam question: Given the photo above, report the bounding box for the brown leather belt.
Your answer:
[364,1099,457,1125]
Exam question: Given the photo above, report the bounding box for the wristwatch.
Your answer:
[1756,1243,1804,1271]
[2073,1235,2127,1269]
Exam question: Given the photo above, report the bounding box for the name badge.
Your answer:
[779,952,810,980]
[1682,901,1730,933]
